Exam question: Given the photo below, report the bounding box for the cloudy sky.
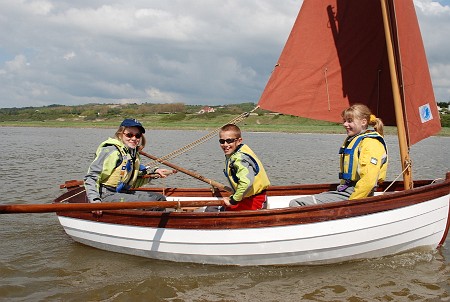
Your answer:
[0,0,449,109]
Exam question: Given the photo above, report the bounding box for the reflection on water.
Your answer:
[0,127,449,301]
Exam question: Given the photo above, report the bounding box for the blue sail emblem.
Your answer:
[419,103,433,123]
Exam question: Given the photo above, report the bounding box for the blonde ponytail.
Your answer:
[342,104,385,136]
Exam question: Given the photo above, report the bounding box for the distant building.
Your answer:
[197,106,215,114]
[437,104,450,114]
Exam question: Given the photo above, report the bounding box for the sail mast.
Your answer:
[380,0,413,190]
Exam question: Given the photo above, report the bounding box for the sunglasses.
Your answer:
[124,132,142,139]
[219,138,238,144]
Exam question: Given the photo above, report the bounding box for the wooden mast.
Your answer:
[380,0,413,189]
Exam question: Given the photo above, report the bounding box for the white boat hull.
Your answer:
[57,192,449,266]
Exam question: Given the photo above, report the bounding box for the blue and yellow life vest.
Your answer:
[338,131,388,183]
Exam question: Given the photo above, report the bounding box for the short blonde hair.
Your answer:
[220,124,241,138]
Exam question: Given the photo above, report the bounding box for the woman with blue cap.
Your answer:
[84,118,175,215]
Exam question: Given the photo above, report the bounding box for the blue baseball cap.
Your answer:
[120,118,145,133]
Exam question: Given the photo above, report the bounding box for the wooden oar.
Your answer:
[0,200,225,214]
[140,150,233,192]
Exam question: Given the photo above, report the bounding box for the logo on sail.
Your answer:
[419,104,433,123]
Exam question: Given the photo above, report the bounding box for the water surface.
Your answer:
[0,127,448,301]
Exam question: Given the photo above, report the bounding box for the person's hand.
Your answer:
[223,196,238,206]
[90,198,102,217]
[223,196,231,206]
[155,168,177,178]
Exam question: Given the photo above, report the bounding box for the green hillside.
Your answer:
[1,102,449,136]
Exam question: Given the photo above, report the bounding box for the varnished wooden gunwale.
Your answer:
[55,176,450,234]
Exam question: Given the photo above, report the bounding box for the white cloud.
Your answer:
[3,55,30,73]
[430,63,450,97]
[0,0,448,108]
[31,86,49,97]
[415,0,450,101]
[414,0,450,13]
[63,51,76,60]
[27,0,54,15]
[145,87,177,103]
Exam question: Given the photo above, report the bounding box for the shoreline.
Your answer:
[1,122,449,136]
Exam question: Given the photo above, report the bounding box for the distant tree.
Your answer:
[106,108,121,116]
[161,112,186,121]
[71,108,82,115]
[441,114,450,127]
[224,105,244,114]
[81,109,97,117]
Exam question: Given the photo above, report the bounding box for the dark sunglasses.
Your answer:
[219,138,238,144]
[124,132,142,139]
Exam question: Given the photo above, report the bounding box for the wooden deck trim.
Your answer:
[56,177,450,231]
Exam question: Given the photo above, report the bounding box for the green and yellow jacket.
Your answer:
[84,138,149,202]
[224,144,270,202]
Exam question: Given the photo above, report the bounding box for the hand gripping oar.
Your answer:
[0,200,225,214]
[139,150,233,192]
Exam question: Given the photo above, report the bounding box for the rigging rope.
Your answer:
[58,189,86,203]
[382,161,412,193]
[145,105,259,168]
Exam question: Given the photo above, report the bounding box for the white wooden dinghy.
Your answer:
[53,177,450,266]
[51,0,450,266]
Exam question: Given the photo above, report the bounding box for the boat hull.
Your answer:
[55,177,450,266]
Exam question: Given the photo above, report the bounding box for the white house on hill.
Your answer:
[197,106,215,114]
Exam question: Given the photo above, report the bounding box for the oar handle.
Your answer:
[140,151,233,192]
[0,200,225,214]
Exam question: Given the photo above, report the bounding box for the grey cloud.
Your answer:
[0,0,448,108]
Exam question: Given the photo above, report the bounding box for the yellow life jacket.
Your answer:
[339,131,388,183]
[100,138,141,191]
[224,144,270,200]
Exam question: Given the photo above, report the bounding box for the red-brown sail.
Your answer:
[258,0,441,146]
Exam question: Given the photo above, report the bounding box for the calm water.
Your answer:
[0,127,449,301]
